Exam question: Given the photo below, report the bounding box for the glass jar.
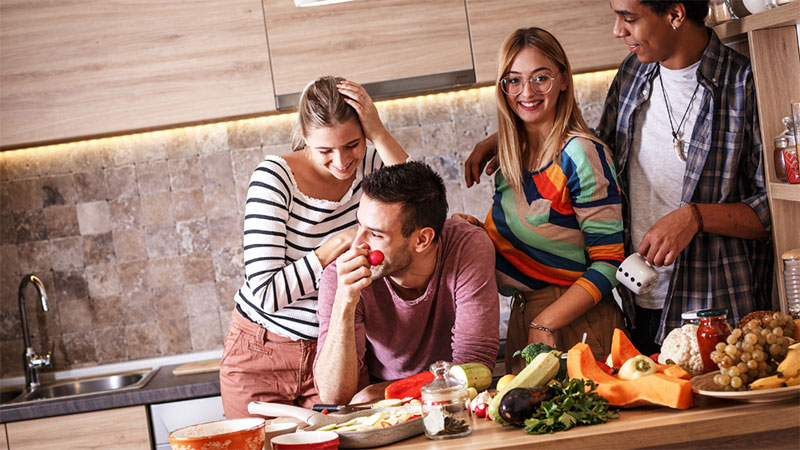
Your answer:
[774,116,796,182]
[783,248,800,318]
[680,310,702,327]
[420,361,473,440]
[697,308,732,373]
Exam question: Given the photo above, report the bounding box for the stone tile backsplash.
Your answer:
[0,72,615,376]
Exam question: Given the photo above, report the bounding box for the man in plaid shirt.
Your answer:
[596,0,772,353]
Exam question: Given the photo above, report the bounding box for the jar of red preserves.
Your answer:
[697,308,732,373]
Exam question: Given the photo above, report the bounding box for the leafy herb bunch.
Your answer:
[523,378,618,434]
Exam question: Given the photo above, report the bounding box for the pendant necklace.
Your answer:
[658,73,700,162]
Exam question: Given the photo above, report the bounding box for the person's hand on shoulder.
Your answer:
[637,205,699,267]
[451,213,483,228]
[335,244,372,304]
[465,133,499,187]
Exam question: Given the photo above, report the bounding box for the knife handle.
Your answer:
[311,404,341,412]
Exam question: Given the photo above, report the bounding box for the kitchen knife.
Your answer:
[311,403,374,414]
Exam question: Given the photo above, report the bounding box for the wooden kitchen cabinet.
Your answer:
[465,0,629,83]
[714,3,800,312]
[263,0,475,107]
[0,0,275,149]
[5,406,150,449]
[1,423,8,450]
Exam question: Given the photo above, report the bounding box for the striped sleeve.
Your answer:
[243,159,323,314]
[562,138,625,302]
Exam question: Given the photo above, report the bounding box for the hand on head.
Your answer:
[337,80,387,144]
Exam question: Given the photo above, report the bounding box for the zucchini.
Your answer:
[449,363,492,392]
[488,352,560,425]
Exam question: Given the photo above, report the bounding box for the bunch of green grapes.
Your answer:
[710,312,796,391]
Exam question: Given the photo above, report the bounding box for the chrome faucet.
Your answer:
[18,273,52,390]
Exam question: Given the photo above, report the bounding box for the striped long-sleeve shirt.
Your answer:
[235,149,383,340]
[483,136,624,303]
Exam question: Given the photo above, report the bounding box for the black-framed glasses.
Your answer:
[499,74,555,96]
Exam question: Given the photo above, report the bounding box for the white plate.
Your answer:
[690,371,800,403]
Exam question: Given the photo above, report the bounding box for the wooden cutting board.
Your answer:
[172,358,221,376]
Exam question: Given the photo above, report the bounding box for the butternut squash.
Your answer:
[568,342,694,409]
[610,328,691,380]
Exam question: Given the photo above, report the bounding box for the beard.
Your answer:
[370,239,413,280]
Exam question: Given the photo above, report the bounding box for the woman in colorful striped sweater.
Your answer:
[220,76,407,418]
[456,28,625,373]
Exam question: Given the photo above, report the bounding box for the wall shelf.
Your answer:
[769,182,800,201]
[713,2,800,40]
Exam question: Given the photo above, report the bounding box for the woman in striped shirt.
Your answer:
[456,28,625,373]
[220,77,408,418]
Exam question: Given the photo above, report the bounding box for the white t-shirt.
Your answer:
[629,61,701,309]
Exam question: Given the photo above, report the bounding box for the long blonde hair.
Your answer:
[291,76,358,151]
[495,27,598,194]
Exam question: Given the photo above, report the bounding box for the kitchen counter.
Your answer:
[0,363,220,423]
[382,396,799,449]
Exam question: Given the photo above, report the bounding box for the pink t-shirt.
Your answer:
[315,219,500,390]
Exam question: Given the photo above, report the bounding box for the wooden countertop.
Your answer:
[384,396,800,449]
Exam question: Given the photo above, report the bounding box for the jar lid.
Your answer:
[681,310,701,320]
[697,308,728,317]
[782,248,800,261]
[775,135,795,148]
[421,361,465,398]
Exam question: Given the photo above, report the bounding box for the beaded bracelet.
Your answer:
[529,323,554,333]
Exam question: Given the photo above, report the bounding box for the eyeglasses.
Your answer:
[499,74,555,96]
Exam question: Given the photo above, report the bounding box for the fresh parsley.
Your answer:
[523,378,618,434]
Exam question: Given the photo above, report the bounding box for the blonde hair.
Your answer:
[291,76,358,151]
[495,27,599,194]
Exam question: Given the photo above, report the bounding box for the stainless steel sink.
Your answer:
[0,387,24,404]
[1,367,157,405]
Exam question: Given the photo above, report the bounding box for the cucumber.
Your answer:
[488,352,560,425]
[449,363,492,392]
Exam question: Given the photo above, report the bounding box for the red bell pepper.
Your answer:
[595,360,616,376]
[384,371,435,400]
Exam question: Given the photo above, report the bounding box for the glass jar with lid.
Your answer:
[696,308,732,373]
[782,248,800,318]
[680,309,702,327]
[773,116,796,182]
[420,361,473,440]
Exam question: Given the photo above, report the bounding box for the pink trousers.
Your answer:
[219,308,321,419]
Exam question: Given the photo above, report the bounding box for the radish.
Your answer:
[368,250,384,266]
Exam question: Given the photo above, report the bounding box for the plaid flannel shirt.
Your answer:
[596,32,773,343]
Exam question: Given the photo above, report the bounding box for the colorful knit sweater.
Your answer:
[484,136,624,303]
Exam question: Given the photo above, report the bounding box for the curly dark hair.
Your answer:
[362,161,447,241]
[640,1,709,25]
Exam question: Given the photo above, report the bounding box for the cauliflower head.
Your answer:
[658,324,704,376]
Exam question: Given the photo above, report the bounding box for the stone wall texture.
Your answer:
[0,71,616,376]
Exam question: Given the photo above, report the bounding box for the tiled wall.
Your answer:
[0,71,616,377]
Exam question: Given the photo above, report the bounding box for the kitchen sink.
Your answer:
[0,387,24,404]
[1,367,158,406]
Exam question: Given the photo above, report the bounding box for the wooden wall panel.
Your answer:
[1,0,275,148]
[466,0,629,83]
[264,0,473,96]
[748,24,800,312]
[6,406,150,449]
